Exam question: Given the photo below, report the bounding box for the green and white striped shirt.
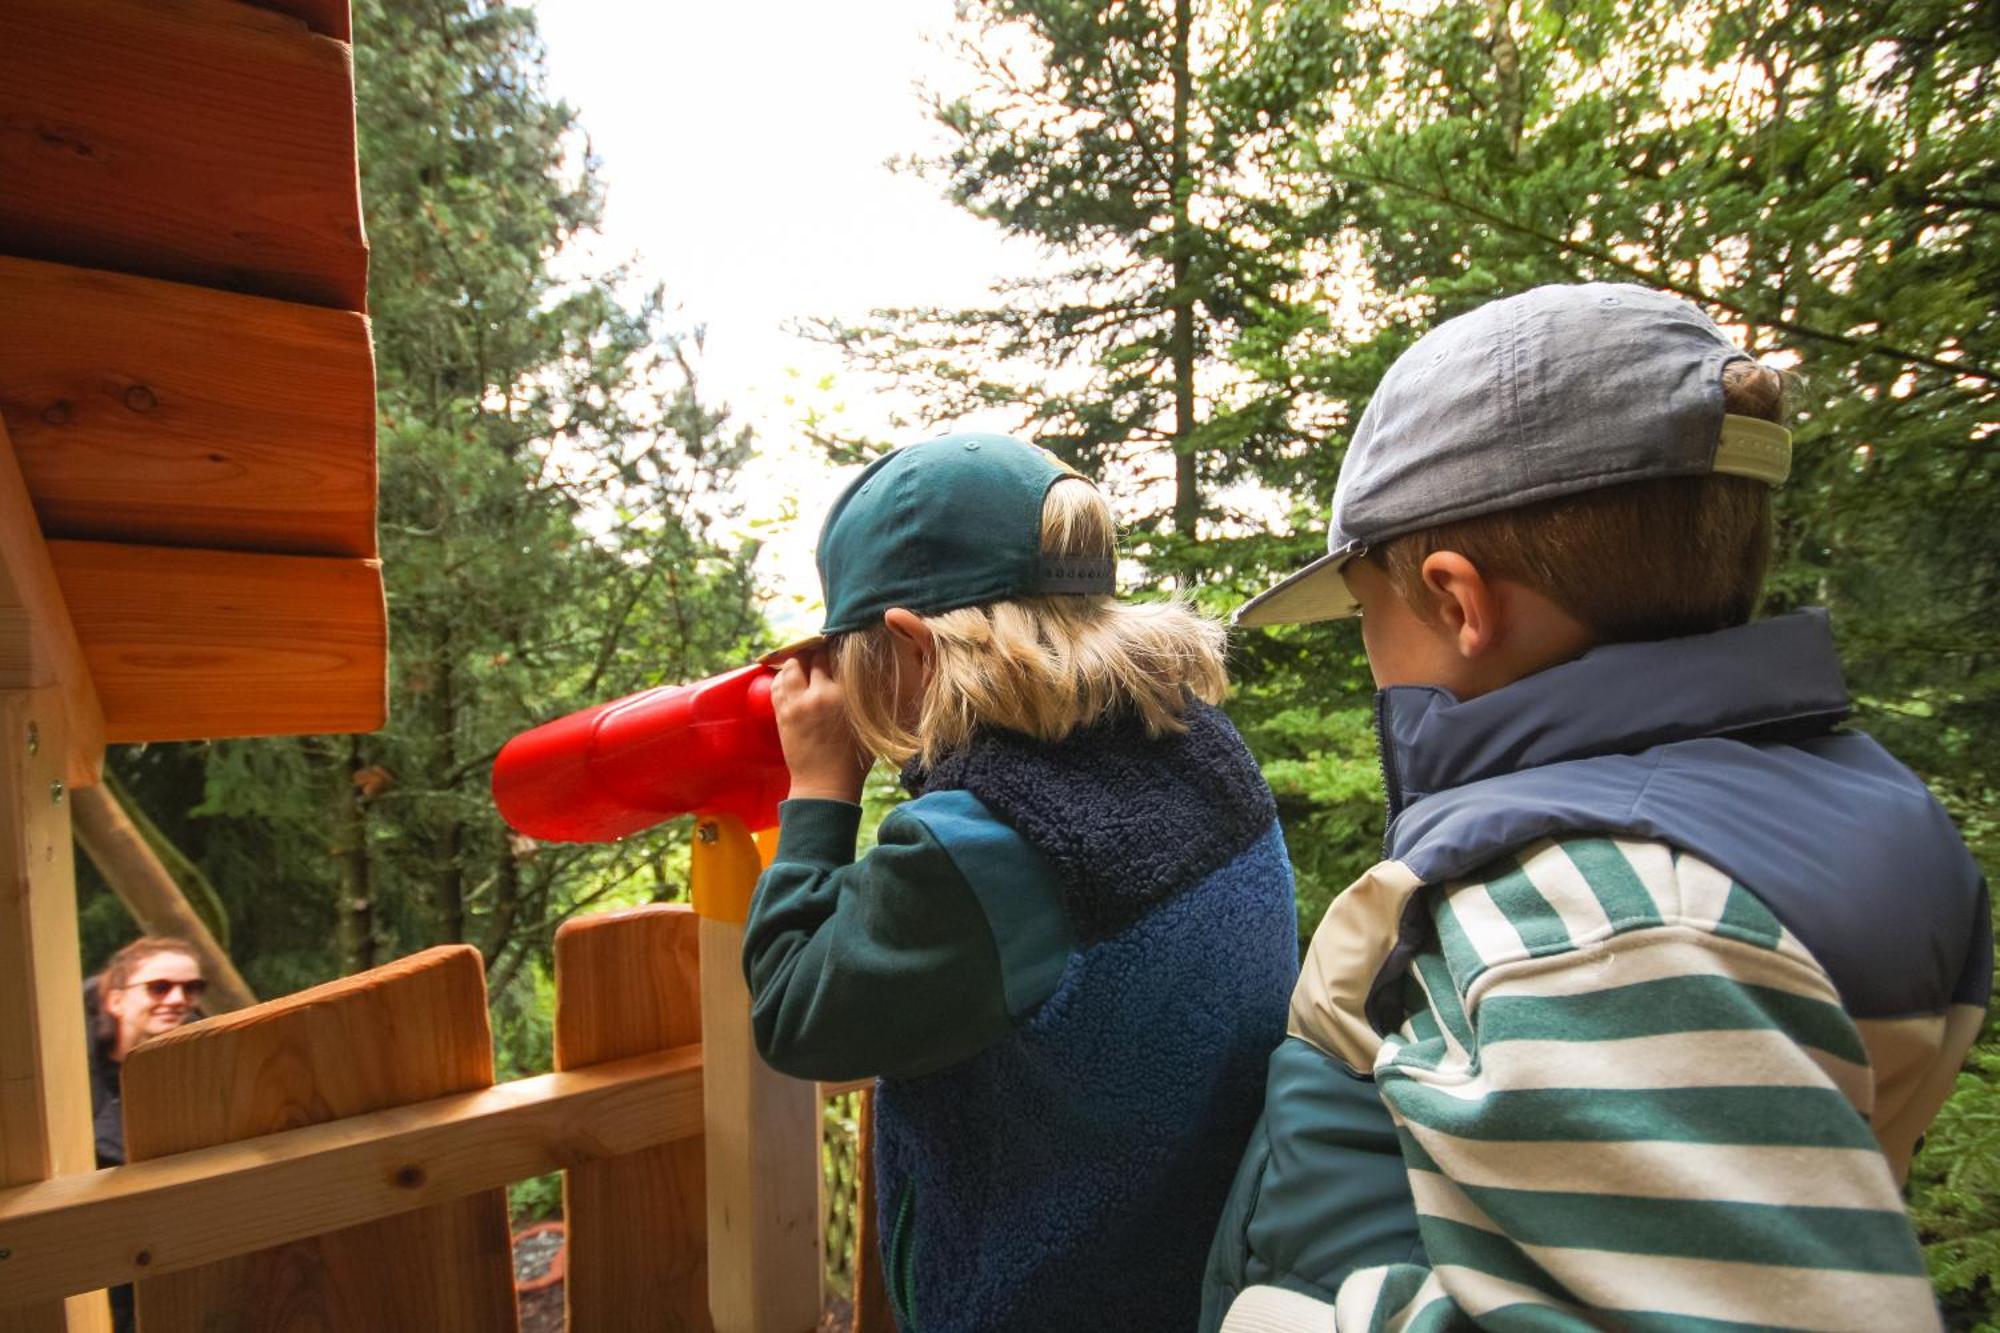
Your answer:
[1320,835,1935,1331]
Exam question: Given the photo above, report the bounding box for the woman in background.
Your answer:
[86,936,207,1333]
[88,934,207,1166]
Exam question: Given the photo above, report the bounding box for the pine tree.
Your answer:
[808,0,1319,568]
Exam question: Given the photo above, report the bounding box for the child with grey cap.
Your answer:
[742,433,1299,1331]
[1204,283,1989,1331]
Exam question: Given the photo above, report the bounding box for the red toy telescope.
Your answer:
[492,663,789,842]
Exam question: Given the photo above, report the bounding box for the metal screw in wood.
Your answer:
[50,779,64,805]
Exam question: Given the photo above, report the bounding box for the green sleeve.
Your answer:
[741,792,1072,1082]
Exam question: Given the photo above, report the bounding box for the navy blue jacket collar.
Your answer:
[1376,610,1851,820]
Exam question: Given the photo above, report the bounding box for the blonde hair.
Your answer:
[834,478,1228,766]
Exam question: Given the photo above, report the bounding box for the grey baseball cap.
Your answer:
[1236,282,1792,626]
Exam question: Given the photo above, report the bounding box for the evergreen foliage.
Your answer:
[802,0,1320,556]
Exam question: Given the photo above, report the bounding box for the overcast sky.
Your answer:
[535,0,1037,627]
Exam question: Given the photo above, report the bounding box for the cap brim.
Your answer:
[757,634,828,666]
[1233,550,1360,626]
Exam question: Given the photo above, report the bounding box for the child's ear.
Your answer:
[1418,551,1502,660]
[882,608,936,656]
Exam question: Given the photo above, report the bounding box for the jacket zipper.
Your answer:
[887,1182,916,1330]
[1374,691,1404,857]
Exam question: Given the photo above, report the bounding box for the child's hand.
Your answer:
[770,651,873,804]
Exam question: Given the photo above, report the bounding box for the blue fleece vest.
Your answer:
[1200,611,1991,1324]
[877,702,1299,1333]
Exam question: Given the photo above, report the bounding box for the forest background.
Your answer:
[74,0,1998,1322]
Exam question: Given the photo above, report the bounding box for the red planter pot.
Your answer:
[512,1221,568,1294]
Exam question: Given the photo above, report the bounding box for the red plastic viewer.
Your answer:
[492,663,790,842]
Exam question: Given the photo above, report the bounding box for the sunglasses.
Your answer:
[120,978,206,1002]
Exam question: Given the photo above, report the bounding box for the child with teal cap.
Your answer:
[742,433,1299,1331]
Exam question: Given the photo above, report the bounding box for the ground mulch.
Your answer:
[518,1283,564,1333]
[511,1279,851,1331]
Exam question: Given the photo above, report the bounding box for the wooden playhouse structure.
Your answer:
[0,2,871,1328]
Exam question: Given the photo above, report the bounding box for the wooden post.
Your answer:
[120,946,518,1332]
[0,413,110,1333]
[0,693,109,1333]
[849,1089,895,1333]
[555,904,710,1332]
[690,816,819,1333]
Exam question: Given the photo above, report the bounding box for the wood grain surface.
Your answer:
[0,0,367,309]
[849,1089,895,1333]
[0,257,376,559]
[48,539,386,743]
[0,417,105,787]
[698,913,822,1333]
[555,905,712,1332]
[0,691,111,1333]
[0,1046,702,1311]
[120,946,518,1332]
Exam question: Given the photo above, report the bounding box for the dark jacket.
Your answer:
[745,702,1298,1332]
[84,977,125,1168]
[1201,610,1991,1324]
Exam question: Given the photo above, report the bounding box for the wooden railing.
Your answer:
[0,817,886,1332]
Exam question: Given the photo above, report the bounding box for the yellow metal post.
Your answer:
[690,815,820,1333]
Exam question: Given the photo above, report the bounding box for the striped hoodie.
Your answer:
[1205,610,1990,1331]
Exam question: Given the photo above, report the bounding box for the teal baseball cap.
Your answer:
[799,433,1114,645]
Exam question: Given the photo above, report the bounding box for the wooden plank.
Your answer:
[121,945,517,1331]
[0,1046,703,1310]
[555,905,711,1333]
[849,1090,894,1333]
[0,257,376,559]
[0,0,366,310]
[693,818,819,1333]
[0,422,105,790]
[0,691,111,1333]
[48,539,385,743]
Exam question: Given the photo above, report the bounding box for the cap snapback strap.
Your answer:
[1039,555,1117,594]
[1714,414,1792,485]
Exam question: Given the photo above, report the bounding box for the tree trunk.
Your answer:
[480,839,522,969]
[72,784,258,1012]
[431,633,465,944]
[1169,0,1200,538]
[1486,0,1523,158]
[334,737,376,974]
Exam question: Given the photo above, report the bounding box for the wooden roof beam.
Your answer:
[49,540,386,744]
[0,0,367,310]
[0,416,105,789]
[0,256,378,560]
